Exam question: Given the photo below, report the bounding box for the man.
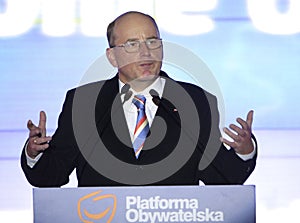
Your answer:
[21,11,256,187]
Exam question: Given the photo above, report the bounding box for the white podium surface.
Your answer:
[33,185,255,223]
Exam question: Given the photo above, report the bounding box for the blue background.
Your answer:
[0,0,299,139]
[0,1,300,222]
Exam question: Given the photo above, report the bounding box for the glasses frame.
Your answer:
[112,38,163,53]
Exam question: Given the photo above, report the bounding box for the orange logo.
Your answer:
[77,190,117,223]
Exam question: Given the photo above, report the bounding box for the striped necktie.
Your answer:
[132,95,150,158]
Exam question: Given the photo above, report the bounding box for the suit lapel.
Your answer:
[139,78,181,163]
[95,76,137,163]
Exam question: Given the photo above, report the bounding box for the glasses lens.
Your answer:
[147,39,162,49]
[123,39,162,53]
[124,41,140,53]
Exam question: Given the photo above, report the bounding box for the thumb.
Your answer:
[27,120,35,130]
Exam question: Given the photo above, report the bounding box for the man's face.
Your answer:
[106,13,163,89]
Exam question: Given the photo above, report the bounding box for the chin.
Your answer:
[137,73,158,82]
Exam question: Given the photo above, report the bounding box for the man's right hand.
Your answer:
[26,111,52,159]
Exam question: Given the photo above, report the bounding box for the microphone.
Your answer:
[149,89,161,106]
[122,84,133,104]
[121,83,130,94]
[150,89,177,114]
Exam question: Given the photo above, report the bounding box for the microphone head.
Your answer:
[121,84,133,104]
[121,84,130,95]
[149,89,160,106]
[149,89,159,98]
[123,90,133,103]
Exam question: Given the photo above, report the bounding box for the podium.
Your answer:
[33,185,255,223]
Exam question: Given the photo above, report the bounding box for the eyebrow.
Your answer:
[125,36,159,42]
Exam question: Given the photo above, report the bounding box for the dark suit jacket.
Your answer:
[21,71,256,187]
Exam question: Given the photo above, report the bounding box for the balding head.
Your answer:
[107,11,160,48]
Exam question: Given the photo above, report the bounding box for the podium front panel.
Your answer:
[33,185,255,223]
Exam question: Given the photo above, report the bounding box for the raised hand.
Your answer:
[221,110,254,155]
[26,111,52,158]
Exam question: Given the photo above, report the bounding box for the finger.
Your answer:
[246,110,254,128]
[29,136,51,151]
[38,111,47,137]
[27,120,42,137]
[229,123,247,137]
[223,127,240,142]
[236,118,250,132]
[28,141,50,157]
[220,136,236,148]
[32,136,52,145]
[27,120,36,130]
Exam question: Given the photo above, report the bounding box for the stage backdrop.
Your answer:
[1,0,300,138]
[1,1,300,222]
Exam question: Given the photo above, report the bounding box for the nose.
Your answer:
[139,42,150,56]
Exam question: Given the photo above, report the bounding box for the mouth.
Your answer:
[139,61,153,67]
[137,61,156,77]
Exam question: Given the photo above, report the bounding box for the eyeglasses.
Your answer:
[112,38,162,53]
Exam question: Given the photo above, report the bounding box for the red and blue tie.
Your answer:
[132,95,150,158]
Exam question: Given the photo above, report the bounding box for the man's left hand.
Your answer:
[221,110,254,155]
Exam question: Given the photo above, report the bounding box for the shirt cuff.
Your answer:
[25,142,43,168]
[236,146,256,161]
[223,138,256,161]
[235,138,257,161]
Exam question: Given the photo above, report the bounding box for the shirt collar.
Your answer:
[118,76,165,98]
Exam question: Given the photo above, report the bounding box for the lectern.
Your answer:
[33,185,255,223]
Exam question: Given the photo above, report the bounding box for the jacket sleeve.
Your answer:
[193,88,257,185]
[20,90,79,187]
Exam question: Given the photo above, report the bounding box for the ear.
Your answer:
[106,48,118,67]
